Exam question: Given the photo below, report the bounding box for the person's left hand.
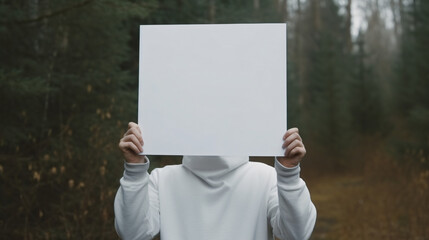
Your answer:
[277,128,306,168]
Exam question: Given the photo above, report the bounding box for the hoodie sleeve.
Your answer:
[114,158,160,240]
[268,159,317,240]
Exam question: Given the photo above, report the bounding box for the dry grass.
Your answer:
[308,150,429,240]
[3,146,427,239]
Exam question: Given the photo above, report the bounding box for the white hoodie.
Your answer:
[114,156,316,240]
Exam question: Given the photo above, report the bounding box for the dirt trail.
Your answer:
[306,174,364,240]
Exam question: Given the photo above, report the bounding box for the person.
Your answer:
[114,122,316,240]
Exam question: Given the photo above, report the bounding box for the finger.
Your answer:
[122,135,143,152]
[283,127,299,140]
[285,139,304,156]
[124,128,143,141]
[285,139,303,155]
[289,146,306,158]
[121,134,143,152]
[282,132,302,149]
[124,127,144,145]
[119,141,142,154]
[128,122,142,134]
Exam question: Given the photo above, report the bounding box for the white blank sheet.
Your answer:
[138,24,287,156]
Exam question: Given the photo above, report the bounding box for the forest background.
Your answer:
[1,0,428,239]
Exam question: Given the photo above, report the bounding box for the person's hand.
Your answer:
[277,128,306,168]
[119,122,146,163]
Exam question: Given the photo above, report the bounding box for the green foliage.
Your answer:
[295,0,353,164]
[349,32,385,135]
[0,0,152,238]
[1,0,428,238]
[393,0,429,168]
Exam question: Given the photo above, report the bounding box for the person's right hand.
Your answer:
[119,122,146,163]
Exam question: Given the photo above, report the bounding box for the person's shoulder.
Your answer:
[247,161,276,175]
[151,164,183,174]
[244,161,277,186]
[148,164,183,183]
[248,161,274,169]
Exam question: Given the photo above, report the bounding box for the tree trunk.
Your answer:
[176,0,183,21]
[346,0,352,51]
[399,0,404,26]
[312,0,321,31]
[209,0,216,23]
[254,0,260,10]
[390,0,400,36]
[296,0,305,108]
[253,0,260,19]
[29,0,40,53]
[412,0,417,29]
[282,0,289,22]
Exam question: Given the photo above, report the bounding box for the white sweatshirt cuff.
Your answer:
[274,158,301,185]
[123,157,150,182]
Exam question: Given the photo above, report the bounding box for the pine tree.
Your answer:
[393,0,429,168]
[297,0,353,166]
[349,31,384,135]
[0,0,152,238]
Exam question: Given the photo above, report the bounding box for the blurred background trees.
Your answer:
[0,0,428,239]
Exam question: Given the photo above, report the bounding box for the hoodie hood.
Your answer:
[182,156,249,187]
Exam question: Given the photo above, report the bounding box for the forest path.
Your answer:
[306,174,364,240]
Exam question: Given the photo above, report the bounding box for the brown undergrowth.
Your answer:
[308,149,429,240]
